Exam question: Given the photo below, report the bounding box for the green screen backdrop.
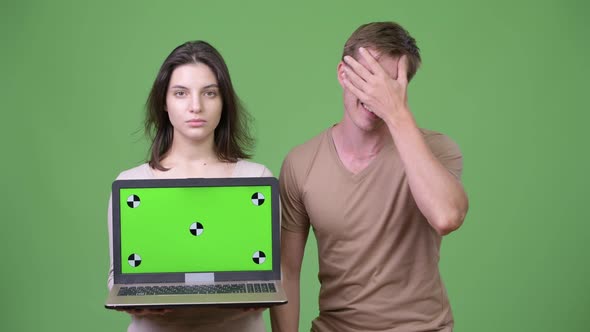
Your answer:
[2,0,588,331]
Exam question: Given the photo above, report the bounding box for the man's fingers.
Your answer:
[343,55,372,81]
[343,65,367,92]
[342,75,368,101]
[358,47,386,76]
[397,55,409,85]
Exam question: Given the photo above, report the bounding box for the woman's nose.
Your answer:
[189,95,202,113]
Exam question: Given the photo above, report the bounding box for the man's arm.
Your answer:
[387,117,468,235]
[270,229,309,332]
[342,47,468,235]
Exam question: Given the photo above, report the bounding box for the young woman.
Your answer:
[107,41,270,332]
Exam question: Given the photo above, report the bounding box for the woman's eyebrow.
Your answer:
[168,83,219,90]
[202,83,219,89]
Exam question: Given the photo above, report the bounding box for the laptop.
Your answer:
[105,177,287,309]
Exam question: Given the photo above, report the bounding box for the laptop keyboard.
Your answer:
[118,283,277,296]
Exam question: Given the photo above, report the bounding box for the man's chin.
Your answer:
[358,119,385,132]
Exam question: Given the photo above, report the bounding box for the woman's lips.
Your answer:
[186,119,206,126]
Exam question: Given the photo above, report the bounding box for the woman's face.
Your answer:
[165,63,223,145]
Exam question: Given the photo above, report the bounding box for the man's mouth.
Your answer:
[360,101,373,113]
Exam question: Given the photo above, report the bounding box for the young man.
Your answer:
[270,22,469,332]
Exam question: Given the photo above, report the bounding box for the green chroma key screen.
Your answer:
[119,185,273,274]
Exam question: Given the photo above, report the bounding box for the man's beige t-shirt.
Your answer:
[280,127,463,332]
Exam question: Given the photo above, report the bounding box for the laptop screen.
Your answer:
[112,178,280,283]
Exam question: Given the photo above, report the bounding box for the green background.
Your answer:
[119,186,273,273]
[2,0,588,331]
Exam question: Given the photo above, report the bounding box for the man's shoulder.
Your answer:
[285,127,330,160]
[420,128,457,144]
[280,127,331,181]
[419,128,462,156]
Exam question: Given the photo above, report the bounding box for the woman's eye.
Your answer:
[174,91,186,97]
[205,91,218,98]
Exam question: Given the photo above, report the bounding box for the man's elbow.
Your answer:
[432,201,468,236]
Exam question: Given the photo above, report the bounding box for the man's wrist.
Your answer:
[384,107,415,131]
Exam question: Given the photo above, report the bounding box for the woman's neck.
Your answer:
[153,137,237,178]
[164,134,216,162]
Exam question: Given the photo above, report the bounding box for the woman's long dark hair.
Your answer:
[145,40,254,171]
